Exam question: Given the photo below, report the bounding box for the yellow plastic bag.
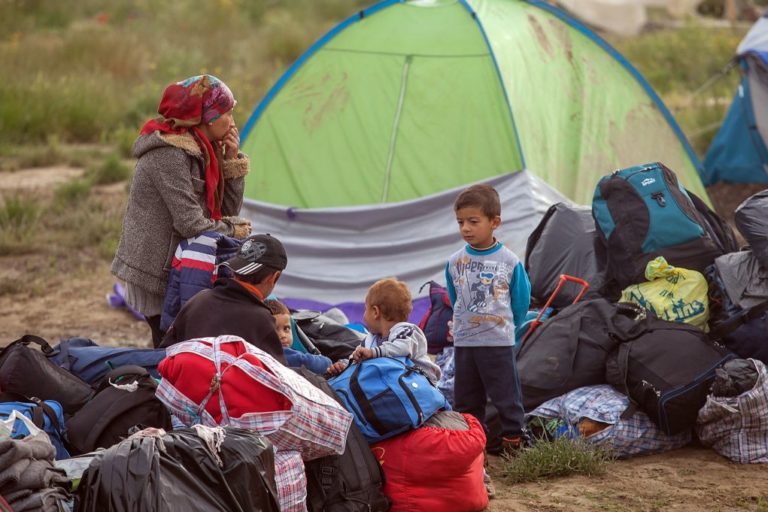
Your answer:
[620,257,709,331]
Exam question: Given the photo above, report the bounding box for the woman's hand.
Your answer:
[221,125,240,159]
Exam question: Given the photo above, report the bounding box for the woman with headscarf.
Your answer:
[112,75,252,346]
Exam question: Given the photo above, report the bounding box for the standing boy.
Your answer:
[445,184,530,459]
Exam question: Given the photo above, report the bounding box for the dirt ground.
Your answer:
[1,167,768,511]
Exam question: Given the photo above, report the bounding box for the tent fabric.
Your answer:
[243,171,567,304]
[704,17,768,185]
[241,0,704,209]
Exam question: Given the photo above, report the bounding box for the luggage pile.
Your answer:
[0,330,478,511]
[510,163,768,461]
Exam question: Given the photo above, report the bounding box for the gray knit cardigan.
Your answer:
[111,131,249,297]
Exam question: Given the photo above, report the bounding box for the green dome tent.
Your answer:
[241,0,706,209]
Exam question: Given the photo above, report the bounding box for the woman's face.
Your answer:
[205,110,234,141]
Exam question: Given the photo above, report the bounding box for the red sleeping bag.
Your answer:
[158,339,292,420]
[371,412,487,512]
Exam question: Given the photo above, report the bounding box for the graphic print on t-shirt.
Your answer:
[454,254,513,340]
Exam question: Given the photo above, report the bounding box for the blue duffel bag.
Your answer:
[0,396,70,459]
[329,356,449,443]
[48,337,166,386]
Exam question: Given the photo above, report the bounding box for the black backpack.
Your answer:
[417,281,453,355]
[516,300,647,410]
[293,311,365,362]
[0,335,93,415]
[605,321,735,435]
[295,368,391,512]
[66,365,172,455]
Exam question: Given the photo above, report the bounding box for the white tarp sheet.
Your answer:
[241,171,569,303]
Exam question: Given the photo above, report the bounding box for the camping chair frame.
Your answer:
[520,274,589,347]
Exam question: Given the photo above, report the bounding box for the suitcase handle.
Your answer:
[519,275,590,349]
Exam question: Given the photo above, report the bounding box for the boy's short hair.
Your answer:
[454,184,501,218]
[367,278,413,322]
[264,298,289,316]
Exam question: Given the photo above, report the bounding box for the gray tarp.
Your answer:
[241,171,569,303]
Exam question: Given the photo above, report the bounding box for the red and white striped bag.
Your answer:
[275,450,307,512]
[157,335,351,460]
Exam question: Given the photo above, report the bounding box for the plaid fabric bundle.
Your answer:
[157,335,352,460]
[530,385,691,458]
[697,359,768,463]
[275,450,307,512]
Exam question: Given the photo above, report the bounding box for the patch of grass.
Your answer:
[502,436,614,484]
[52,178,93,209]
[0,193,42,254]
[87,153,131,185]
[109,126,137,159]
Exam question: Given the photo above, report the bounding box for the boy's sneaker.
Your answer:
[501,435,525,458]
[483,470,496,499]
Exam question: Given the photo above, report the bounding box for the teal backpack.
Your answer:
[592,162,725,289]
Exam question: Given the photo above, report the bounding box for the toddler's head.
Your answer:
[364,278,413,335]
[265,299,292,348]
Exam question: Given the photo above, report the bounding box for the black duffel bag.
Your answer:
[293,311,365,362]
[0,334,93,415]
[606,321,735,435]
[517,300,647,410]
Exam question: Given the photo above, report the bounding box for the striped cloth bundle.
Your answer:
[529,384,691,458]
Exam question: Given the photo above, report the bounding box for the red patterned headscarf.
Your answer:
[140,75,236,220]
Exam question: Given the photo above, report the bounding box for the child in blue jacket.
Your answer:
[265,299,331,375]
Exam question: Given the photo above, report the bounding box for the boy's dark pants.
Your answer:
[454,345,525,438]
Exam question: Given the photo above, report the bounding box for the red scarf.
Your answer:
[140,76,234,221]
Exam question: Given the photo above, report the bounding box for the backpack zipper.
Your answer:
[397,370,424,424]
[656,354,734,433]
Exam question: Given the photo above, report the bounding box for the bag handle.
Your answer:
[8,334,54,355]
[710,300,768,341]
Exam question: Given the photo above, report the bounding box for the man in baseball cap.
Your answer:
[220,233,287,276]
[161,234,288,364]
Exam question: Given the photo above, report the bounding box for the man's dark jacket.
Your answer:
[161,278,286,364]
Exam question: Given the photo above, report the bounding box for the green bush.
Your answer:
[502,436,614,484]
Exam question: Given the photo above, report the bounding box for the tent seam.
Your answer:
[383,55,413,203]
